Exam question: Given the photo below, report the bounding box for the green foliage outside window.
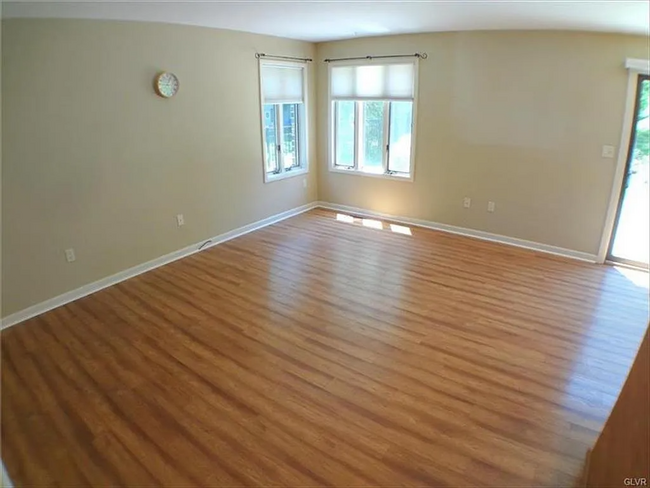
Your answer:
[634,80,649,160]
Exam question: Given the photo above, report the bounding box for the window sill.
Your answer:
[329,167,413,182]
[264,167,308,183]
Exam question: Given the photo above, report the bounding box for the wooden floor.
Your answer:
[2,208,649,487]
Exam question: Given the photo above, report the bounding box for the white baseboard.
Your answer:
[316,201,598,263]
[2,200,597,330]
[0,202,318,330]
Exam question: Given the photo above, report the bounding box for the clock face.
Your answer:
[155,72,179,98]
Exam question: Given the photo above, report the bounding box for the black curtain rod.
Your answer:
[255,53,313,62]
[324,53,428,63]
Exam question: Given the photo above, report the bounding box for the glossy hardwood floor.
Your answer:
[2,208,649,487]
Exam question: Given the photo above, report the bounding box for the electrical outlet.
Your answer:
[176,214,185,227]
[487,201,496,213]
[601,145,616,159]
[303,178,307,189]
[65,248,76,263]
[463,197,471,209]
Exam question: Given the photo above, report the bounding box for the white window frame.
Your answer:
[258,59,309,183]
[327,58,419,182]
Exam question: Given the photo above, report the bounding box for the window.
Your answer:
[329,61,417,179]
[259,60,308,182]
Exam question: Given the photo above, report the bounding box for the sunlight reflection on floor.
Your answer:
[561,264,648,436]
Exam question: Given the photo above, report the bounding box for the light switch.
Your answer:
[601,145,616,159]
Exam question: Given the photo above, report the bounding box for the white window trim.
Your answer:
[327,58,419,182]
[258,59,310,183]
[329,166,414,182]
[597,58,650,263]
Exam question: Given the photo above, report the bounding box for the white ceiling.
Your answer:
[3,0,650,42]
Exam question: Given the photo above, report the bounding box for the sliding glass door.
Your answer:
[608,75,649,268]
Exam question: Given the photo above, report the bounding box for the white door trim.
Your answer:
[597,59,649,263]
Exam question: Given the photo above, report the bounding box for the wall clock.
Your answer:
[154,72,179,98]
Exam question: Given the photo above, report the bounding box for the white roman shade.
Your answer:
[330,62,416,101]
[260,62,305,104]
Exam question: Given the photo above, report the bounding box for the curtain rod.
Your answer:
[324,53,428,63]
[255,53,313,62]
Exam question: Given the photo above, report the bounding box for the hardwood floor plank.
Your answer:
[2,209,648,487]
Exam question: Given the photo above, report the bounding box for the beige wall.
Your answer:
[2,22,647,318]
[1,19,317,317]
[316,31,647,254]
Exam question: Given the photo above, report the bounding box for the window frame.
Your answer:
[327,58,419,182]
[258,59,309,183]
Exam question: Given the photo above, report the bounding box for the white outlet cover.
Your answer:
[487,201,496,213]
[601,145,616,158]
[65,248,76,262]
[463,197,471,208]
[176,214,184,226]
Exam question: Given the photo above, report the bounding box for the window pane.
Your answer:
[360,101,385,172]
[263,104,279,173]
[388,101,413,174]
[335,101,355,167]
[282,103,300,169]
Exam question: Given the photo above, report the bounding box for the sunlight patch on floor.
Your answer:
[390,224,412,236]
[336,213,355,223]
[335,213,413,236]
[362,218,383,230]
[614,265,649,289]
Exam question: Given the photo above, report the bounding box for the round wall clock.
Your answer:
[154,72,179,98]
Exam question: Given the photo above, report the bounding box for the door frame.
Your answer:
[605,73,649,268]
[598,59,650,264]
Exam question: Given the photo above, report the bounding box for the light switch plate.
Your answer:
[601,145,616,158]
[65,248,76,263]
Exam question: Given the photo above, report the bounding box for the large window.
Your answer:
[259,60,308,182]
[329,61,417,179]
